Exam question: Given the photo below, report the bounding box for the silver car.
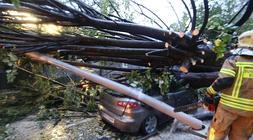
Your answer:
[98,89,198,134]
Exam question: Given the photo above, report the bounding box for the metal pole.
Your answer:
[25,52,204,130]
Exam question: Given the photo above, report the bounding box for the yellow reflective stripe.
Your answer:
[221,98,253,109]
[220,70,235,77]
[220,99,253,111]
[220,99,253,112]
[243,68,253,78]
[220,71,235,77]
[220,68,236,74]
[232,67,243,97]
[222,93,253,103]
[220,68,236,76]
[208,128,216,140]
[243,72,253,78]
[236,62,253,67]
[207,86,217,94]
[221,94,253,106]
[237,64,253,67]
[235,67,244,97]
[221,99,253,111]
[236,62,253,65]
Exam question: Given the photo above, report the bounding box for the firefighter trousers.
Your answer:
[207,106,253,140]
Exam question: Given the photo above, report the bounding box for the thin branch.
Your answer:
[167,0,183,31]
[108,0,121,18]
[130,0,170,29]
[16,65,66,87]
[228,1,248,25]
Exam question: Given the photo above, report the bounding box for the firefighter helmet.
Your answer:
[238,30,253,48]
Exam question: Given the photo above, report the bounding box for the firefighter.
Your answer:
[205,30,253,140]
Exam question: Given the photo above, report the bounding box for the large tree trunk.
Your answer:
[25,52,204,130]
[178,72,218,88]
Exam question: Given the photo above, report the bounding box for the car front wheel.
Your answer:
[141,115,158,134]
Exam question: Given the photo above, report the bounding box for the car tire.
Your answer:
[140,114,158,134]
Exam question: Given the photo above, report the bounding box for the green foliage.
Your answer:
[63,27,106,39]
[25,64,53,101]
[169,0,239,60]
[16,63,65,105]
[6,69,18,83]
[197,0,238,59]
[63,84,81,108]
[83,85,103,112]
[126,70,172,95]
[170,12,189,31]
[181,0,253,59]
[212,32,233,59]
[37,106,60,121]
[157,72,171,95]
[96,0,133,21]
[196,0,240,28]
[0,126,8,140]
[126,70,150,90]
[87,98,96,112]
[0,50,18,83]
[100,0,111,15]
[15,61,104,114]
[0,105,34,126]
[10,0,20,7]
[25,64,83,109]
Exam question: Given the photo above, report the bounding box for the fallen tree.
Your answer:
[0,0,252,71]
[0,0,253,130]
[25,52,204,130]
[0,0,211,71]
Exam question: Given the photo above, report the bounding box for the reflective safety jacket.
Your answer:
[207,55,253,117]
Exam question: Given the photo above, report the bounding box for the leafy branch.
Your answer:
[0,50,18,83]
[126,70,172,95]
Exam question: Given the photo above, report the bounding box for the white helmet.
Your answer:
[238,30,253,48]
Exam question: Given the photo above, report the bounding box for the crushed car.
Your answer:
[99,89,198,134]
